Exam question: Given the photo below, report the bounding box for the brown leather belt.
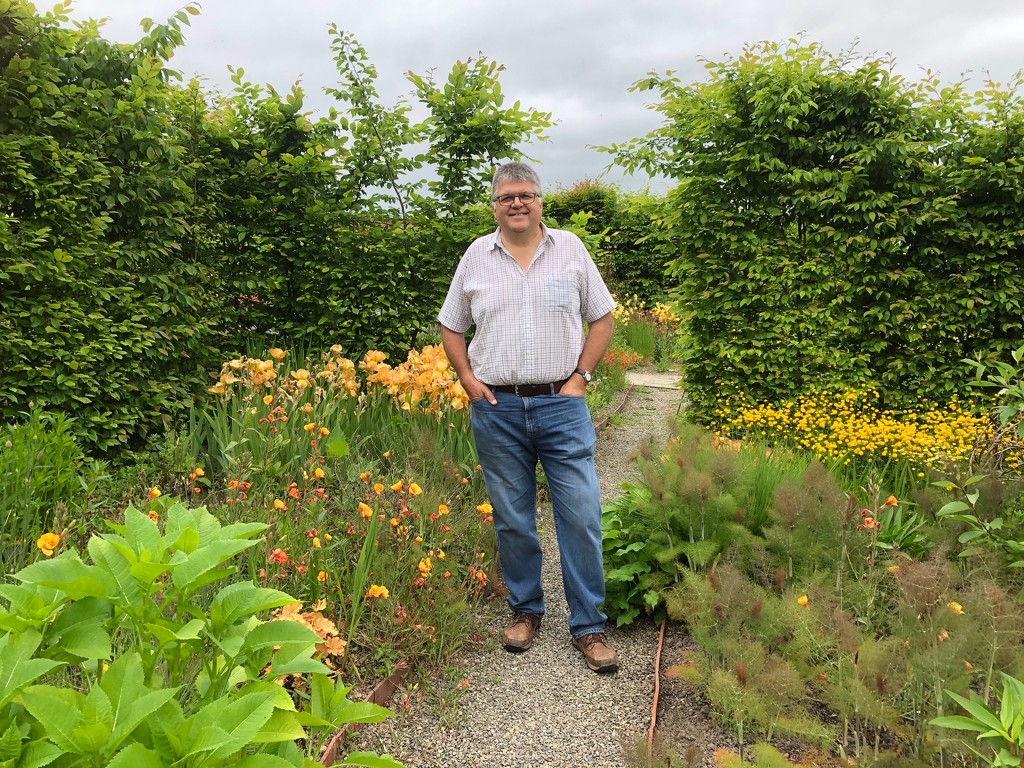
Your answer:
[488,378,569,397]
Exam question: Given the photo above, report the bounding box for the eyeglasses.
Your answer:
[493,192,541,206]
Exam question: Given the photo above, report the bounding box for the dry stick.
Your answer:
[647,617,668,768]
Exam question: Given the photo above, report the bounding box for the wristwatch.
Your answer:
[573,368,592,383]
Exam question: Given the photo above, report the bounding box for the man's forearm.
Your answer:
[577,313,614,372]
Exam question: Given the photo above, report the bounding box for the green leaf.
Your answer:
[210,582,298,630]
[87,537,143,605]
[99,654,180,749]
[0,631,64,706]
[185,692,276,758]
[106,742,167,768]
[15,556,106,600]
[20,686,86,753]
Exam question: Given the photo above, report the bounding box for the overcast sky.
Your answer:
[66,0,1024,193]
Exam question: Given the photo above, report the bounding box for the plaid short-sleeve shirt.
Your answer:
[437,225,616,386]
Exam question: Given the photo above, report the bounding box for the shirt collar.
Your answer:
[489,223,553,253]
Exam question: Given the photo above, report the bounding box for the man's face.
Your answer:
[492,181,543,236]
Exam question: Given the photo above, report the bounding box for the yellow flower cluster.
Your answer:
[361,344,469,413]
[207,344,469,415]
[611,293,647,323]
[651,302,680,325]
[714,387,987,470]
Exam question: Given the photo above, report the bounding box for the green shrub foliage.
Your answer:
[603,40,1024,418]
[0,3,216,451]
[0,2,549,454]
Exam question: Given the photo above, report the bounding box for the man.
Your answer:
[438,161,618,673]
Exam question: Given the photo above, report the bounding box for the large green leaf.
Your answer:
[20,685,86,753]
[15,556,106,600]
[171,540,257,592]
[45,596,113,661]
[0,583,64,630]
[106,742,167,768]
[185,692,276,758]
[87,537,142,605]
[98,653,181,749]
[246,709,305,744]
[210,582,298,630]
[123,506,164,555]
[0,630,64,706]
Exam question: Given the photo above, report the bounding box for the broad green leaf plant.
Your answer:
[0,499,403,767]
[931,672,1024,767]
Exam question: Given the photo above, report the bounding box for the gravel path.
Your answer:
[359,376,685,768]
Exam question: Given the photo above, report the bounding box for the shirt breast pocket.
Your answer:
[543,274,579,314]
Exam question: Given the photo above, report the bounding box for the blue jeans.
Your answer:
[471,391,607,638]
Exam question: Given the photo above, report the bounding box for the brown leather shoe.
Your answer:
[501,612,542,652]
[573,632,619,673]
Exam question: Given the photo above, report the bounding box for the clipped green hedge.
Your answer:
[1,2,543,455]
[605,40,1024,416]
[1,3,218,452]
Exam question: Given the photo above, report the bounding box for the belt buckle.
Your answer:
[513,383,524,396]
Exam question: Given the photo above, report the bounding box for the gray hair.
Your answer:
[491,162,542,199]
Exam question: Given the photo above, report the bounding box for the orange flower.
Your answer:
[417,558,432,577]
[360,472,370,483]
[437,504,449,516]
[269,347,287,361]
[263,394,274,405]
[148,510,159,522]
[391,481,404,492]
[358,502,373,519]
[317,571,327,582]
[304,423,316,433]
[374,483,385,495]
[313,466,326,479]
[270,548,288,565]
[36,532,60,557]
[189,467,205,481]
[884,495,899,507]
[797,594,809,607]
[319,426,330,437]
[148,487,161,500]
[476,502,493,515]
[312,537,321,549]
[409,482,423,496]
[390,517,399,527]
[273,499,287,511]
[366,584,390,599]
[862,516,876,530]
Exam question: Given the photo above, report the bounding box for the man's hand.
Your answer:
[441,326,497,405]
[466,379,497,406]
[559,374,587,398]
